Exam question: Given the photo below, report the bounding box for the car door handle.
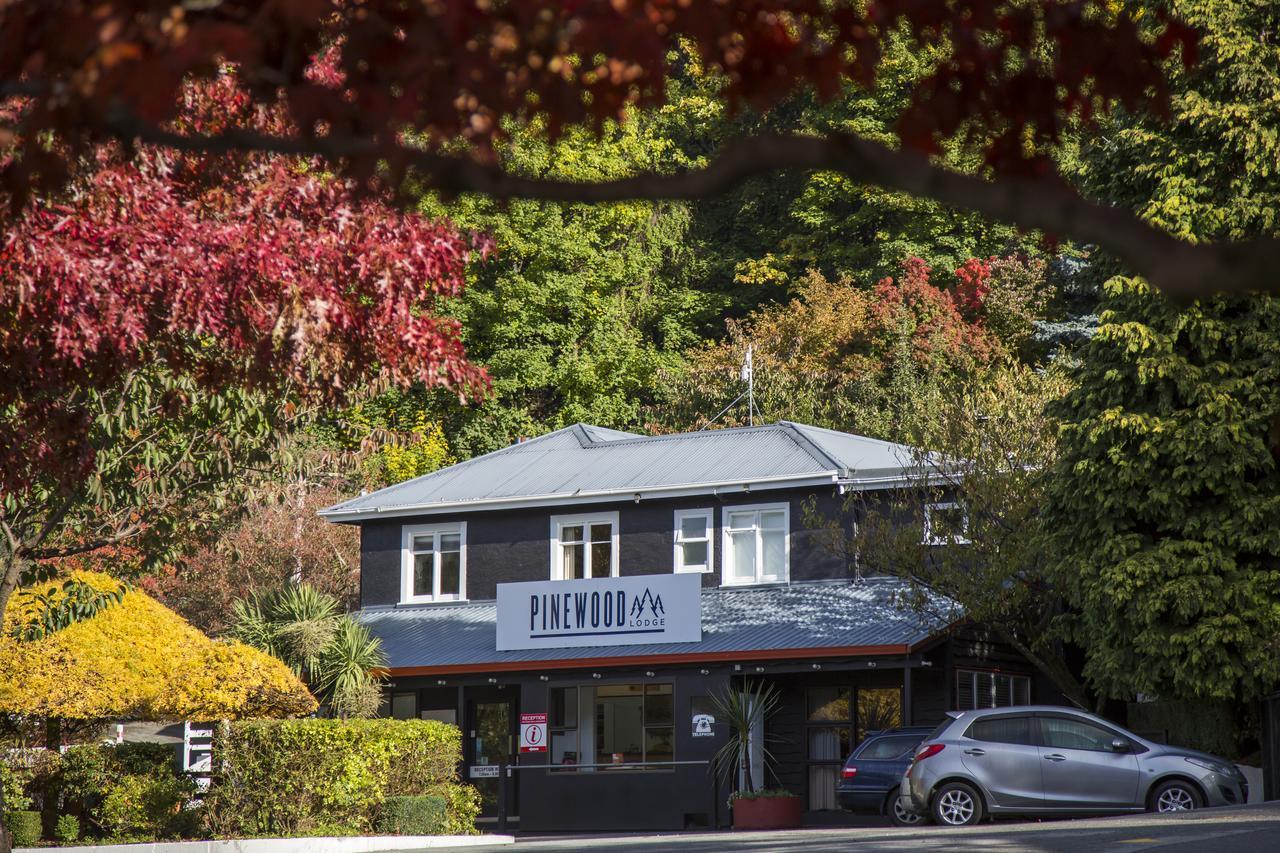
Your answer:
[1043,753,1067,762]
[963,748,986,756]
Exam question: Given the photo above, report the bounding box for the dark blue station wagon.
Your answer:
[837,726,934,825]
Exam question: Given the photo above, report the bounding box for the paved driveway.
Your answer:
[442,802,1280,852]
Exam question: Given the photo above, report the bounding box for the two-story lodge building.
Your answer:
[319,421,1057,831]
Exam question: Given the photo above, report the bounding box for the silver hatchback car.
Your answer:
[900,706,1247,827]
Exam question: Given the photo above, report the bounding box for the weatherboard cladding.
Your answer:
[322,421,921,518]
[357,577,946,671]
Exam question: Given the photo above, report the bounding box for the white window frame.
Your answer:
[720,502,790,586]
[673,508,715,573]
[400,522,467,604]
[549,511,620,580]
[923,501,970,546]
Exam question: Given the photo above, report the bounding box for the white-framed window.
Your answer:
[721,502,789,585]
[673,508,714,573]
[924,501,969,545]
[550,511,619,580]
[955,669,1031,710]
[400,522,466,603]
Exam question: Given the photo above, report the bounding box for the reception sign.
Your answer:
[496,573,702,651]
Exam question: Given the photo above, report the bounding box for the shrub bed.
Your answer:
[204,718,478,837]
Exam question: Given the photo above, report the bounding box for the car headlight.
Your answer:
[1185,756,1234,776]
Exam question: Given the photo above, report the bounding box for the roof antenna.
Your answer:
[698,344,757,431]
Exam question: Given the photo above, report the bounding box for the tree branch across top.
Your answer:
[3,0,1244,298]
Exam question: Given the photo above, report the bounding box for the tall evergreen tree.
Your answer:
[1048,0,1280,702]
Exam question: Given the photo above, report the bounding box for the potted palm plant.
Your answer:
[710,679,802,830]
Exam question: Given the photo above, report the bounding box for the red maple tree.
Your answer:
[1,68,488,488]
[0,63,490,648]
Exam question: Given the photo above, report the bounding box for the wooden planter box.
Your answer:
[731,794,803,830]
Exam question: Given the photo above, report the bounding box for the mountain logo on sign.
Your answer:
[631,588,664,622]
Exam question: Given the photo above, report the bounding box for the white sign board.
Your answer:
[469,765,500,778]
[520,712,547,753]
[496,573,702,651]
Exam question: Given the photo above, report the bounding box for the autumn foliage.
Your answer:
[0,1,1196,205]
[0,571,315,720]
[657,256,1045,439]
[0,69,489,496]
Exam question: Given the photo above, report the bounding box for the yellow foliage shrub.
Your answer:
[0,571,315,720]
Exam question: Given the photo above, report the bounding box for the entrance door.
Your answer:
[466,694,516,820]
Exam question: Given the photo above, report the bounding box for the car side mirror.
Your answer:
[1110,738,1131,752]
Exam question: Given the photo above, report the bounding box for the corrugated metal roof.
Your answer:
[358,578,954,672]
[321,421,923,520]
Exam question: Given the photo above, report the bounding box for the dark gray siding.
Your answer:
[356,485,880,608]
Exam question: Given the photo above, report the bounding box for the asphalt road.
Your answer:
[444,802,1280,852]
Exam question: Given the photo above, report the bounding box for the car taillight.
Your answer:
[841,766,857,779]
[905,742,944,778]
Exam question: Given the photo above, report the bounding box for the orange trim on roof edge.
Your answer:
[386,643,912,677]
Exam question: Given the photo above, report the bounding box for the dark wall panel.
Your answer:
[357,484,876,607]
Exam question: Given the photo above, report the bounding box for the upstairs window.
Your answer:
[722,503,788,585]
[551,511,618,580]
[401,523,466,603]
[673,508,714,573]
[924,501,969,545]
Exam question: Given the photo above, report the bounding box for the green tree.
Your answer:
[1047,0,1280,703]
[672,31,1045,297]
[1047,278,1280,701]
[820,366,1091,708]
[412,115,716,457]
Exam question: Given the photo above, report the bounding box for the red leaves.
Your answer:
[2,1,1201,202]
[869,257,1001,369]
[0,69,489,494]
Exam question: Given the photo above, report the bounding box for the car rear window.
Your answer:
[966,715,1035,745]
[856,735,921,760]
[923,718,953,743]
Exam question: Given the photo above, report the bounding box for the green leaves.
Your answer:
[1048,278,1280,701]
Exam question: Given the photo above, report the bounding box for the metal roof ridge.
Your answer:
[775,421,849,474]
[784,420,921,453]
[560,421,811,451]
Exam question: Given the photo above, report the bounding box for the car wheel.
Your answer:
[931,781,984,827]
[888,787,924,827]
[1150,780,1203,813]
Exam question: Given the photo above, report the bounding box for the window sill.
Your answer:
[719,578,789,588]
[396,598,468,608]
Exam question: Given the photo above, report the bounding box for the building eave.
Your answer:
[318,472,844,523]
[384,642,914,677]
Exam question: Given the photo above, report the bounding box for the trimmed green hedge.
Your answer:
[6,810,41,847]
[1127,700,1240,759]
[205,718,478,837]
[376,795,447,835]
